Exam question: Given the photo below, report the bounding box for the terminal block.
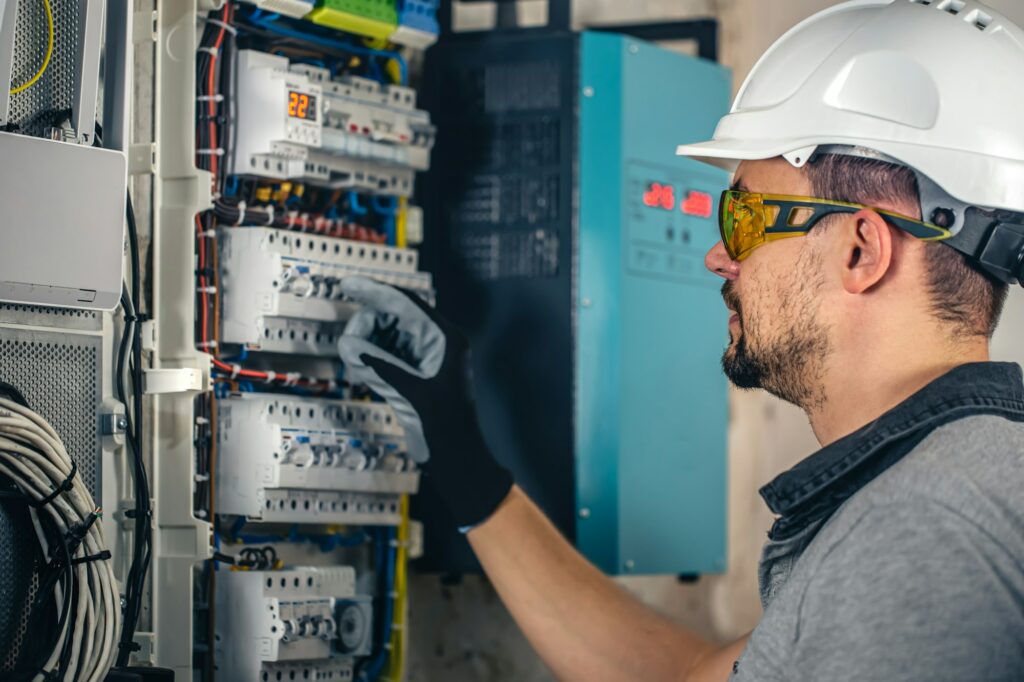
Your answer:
[217,393,419,525]
[215,566,370,681]
[232,50,435,192]
[218,225,433,356]
[307,0,398,40]
[392,0,439,48]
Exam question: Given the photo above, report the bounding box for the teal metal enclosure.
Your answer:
[576,32,732,574]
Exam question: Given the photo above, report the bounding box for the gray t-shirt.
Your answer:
[732,415,1024,681]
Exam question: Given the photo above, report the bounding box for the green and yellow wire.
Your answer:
[10,0,54,95]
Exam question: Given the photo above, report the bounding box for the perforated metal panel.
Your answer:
[0,309,104,671]
[8,0,82,135]
[0,328,102,494]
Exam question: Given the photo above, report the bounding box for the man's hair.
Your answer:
[805,154,1009,338]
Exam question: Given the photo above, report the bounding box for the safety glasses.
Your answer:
[718,190,952,262]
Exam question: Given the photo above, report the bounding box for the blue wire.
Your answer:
[349,191,368,216]
[361,526,397,680]
[245,12,407,84]
[371,195,398,215]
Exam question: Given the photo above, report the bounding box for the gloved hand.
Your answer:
[336,276,513,529]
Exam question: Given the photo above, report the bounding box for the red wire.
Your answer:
[210,358,342,392]
[207,5,231,183]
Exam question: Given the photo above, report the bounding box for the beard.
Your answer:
[720,259,831,411]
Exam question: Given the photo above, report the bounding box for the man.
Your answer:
[338,0,1024,679]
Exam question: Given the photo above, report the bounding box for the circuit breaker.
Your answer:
[215,566,371,680]
[217,393,418,524]
[420,30,732,575]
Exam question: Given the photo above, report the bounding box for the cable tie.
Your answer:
[264,204,275,224]
[230,364,242,379]
[200,16,237,35]
[196,147,224,156]
[264,371,277,384]
[117,641,142,654]
[31,461,77,509]
[196,94,225,102]
[197,46,220,57]
[300,213,311,232]
[286,211,300,228]
[284,372,301,387]
[71,550,112,566]
[197,286,217,295]
[196,340,219,350]
[201,229,217,238]
[235,201,247,226]
[327,380,338,393]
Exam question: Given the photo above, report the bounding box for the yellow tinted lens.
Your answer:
[722,191,766,260]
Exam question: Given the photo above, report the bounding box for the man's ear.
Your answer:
[838,209,894,294]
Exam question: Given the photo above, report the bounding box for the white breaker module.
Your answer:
[218,226,433,355]
[215,565,373,680]
[231,49,435,193]
[217,392,419,525]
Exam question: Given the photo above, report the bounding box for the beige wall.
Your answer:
[408,2,1024,679]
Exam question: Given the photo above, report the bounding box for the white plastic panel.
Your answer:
[215,566,366,681]
[217,393,419,522]
[232,50,435,187]
[218,226,433,351]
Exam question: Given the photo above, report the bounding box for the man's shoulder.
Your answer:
[849,413,1024,527]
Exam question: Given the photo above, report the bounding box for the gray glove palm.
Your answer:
[336,277,513,529]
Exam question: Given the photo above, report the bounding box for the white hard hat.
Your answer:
[677,0,1024,282]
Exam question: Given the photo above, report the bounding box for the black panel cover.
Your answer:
[417,30,579,573]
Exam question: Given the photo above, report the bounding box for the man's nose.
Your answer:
[705,241,739,280]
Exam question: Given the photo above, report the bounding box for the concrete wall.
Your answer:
[408,1,1024,679]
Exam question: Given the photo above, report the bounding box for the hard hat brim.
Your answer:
[675,138,820,172]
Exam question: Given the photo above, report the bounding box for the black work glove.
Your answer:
[336,276,513,529]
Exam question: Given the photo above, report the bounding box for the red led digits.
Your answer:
[644,183,711,218]
[681,190,713,219]
[643,182,675,210]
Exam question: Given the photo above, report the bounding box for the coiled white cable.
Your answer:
[0,397,119,682]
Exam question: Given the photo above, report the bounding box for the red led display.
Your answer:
[681,190,713,219]
[642,182,675,211]
[642,182,713,219]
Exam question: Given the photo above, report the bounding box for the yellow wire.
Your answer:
[9,0,54,95]
[384,494,409,681]
[396,197,408,249]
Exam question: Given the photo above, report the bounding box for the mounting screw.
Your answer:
[117,417,128,431]
[581,297,592,308]
[628,44,639,54]
[579,507,591,519]
[583,86,594,97]
[624,559,635,571]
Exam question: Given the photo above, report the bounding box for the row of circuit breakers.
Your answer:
[207,3,439,680]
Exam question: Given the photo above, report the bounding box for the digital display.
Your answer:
[642,182,713,219]
[287,91,317,121]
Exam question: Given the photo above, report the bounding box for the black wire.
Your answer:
[115,191,152,667]
[0,380,30,408]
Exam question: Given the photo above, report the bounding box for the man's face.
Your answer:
[706,159,833,410]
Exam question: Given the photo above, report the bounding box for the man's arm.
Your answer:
[470,485,748,682]
[335,279,748,680]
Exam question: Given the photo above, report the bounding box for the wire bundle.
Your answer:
[0,394,119,681]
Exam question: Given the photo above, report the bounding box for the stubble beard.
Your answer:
[720,261,831,412]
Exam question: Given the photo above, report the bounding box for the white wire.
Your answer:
[0,397,120,681]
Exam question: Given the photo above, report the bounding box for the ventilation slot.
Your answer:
[938,0,966,14]
[967,8,993,30]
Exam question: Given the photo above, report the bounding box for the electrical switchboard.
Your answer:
[420,30,732,575]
